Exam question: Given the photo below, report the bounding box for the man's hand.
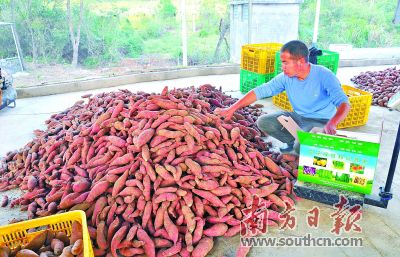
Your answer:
[214,107,235,121]
[214,91,257,121]
[323,121,337,135]
[323,102,350,135]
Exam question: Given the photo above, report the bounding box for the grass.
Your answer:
[143,32,225,64]
[87,0,159,15]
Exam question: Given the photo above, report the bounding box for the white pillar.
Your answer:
[181,0,188,66]
[312,0,321,46]
[10,24,24,71]
[248,0,253,44]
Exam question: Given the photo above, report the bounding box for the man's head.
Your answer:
[280,40,309,78]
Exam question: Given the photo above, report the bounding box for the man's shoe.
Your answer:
[280,142,294,153]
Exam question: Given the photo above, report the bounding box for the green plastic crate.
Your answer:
[273,49,340,76]
[240,69,274,93]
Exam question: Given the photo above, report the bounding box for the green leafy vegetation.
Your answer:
[0,0,398,69]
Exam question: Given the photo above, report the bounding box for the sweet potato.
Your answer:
[119,248,144,256]
[264,156,281,175]
[156,129,185,139]
[191,237,214,257]
[210,186,231,196]
[142,201,152,227]
[55,232,69,246]
[141,144,151,162]
[39,251,55,257]
[154,228,169,239]
[69,202,91,212]
[184,159,202,179]
[163,211,179,244]
[24,230,47,251]
[203,223,228,237]
[111,169,129,197]
[92,196,108,226]
[111,100,124,118]
[111,225,128,257]
[154,202,169,230]
[224,225,241,237]
[119,187,142,197]
[70,221,83,245]
[154,187,177,197]
[184,134,195,151]
[125,225,138,242]
[192,189,225,207]
[73,192,89,206]
[96,221,108,250]
[107,217,121,243]
[258,182,279,197]
[58,192,80,209]
[109,153,134,167]
[27,176,38,191]
[154,238,173,248]
[60,246,74,257]
[142,162,157,182]
[105,136,126,148]
[154,192,178,204]
[182,205,196,233]
[50,238,64,255]
[1,195,8,207]
[267,194,286,208]
[155,165,174,181]
[152,98,178,110]
[72,179,91,193]
[16,249,39,257]
[137,228,155,257]
[86,181,110,202]
[136,128,155,148]
[157,238,182,257]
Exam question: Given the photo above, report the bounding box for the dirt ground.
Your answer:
[12,57,185,88]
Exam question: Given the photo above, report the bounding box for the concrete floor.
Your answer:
[0,65,399,256]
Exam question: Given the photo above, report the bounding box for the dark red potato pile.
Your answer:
[0,85,299,257]
[351,67,400,107]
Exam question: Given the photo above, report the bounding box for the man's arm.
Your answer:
[215,91,257,120]
[215,74,286,120]
[324,102,351,134]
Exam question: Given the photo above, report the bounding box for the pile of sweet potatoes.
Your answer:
[351,67,400,107]
[0,85,298,257]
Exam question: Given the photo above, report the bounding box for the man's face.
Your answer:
[280,51,304,77]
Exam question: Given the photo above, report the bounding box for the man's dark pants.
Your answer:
[256,111,329,152]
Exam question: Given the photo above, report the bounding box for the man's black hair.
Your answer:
[281,40,309,62]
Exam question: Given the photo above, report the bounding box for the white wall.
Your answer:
[230,0,304,63]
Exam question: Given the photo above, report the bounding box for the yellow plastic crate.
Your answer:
[272,85,373,129]
[241,43,282,74]
[339,85,373,128]
[0,210,93,257]
[272,91,293,112]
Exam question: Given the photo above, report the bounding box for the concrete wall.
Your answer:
[230,0,304,63]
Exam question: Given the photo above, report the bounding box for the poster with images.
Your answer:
[297,131,380,195]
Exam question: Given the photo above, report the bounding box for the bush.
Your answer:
[83,56,100,68]
[159,0,176,19]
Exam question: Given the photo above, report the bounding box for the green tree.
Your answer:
[159,0,176,19]
[66,0,84,67]
[299,0,400,48]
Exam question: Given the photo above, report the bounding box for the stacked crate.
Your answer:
[239,43,282,93]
